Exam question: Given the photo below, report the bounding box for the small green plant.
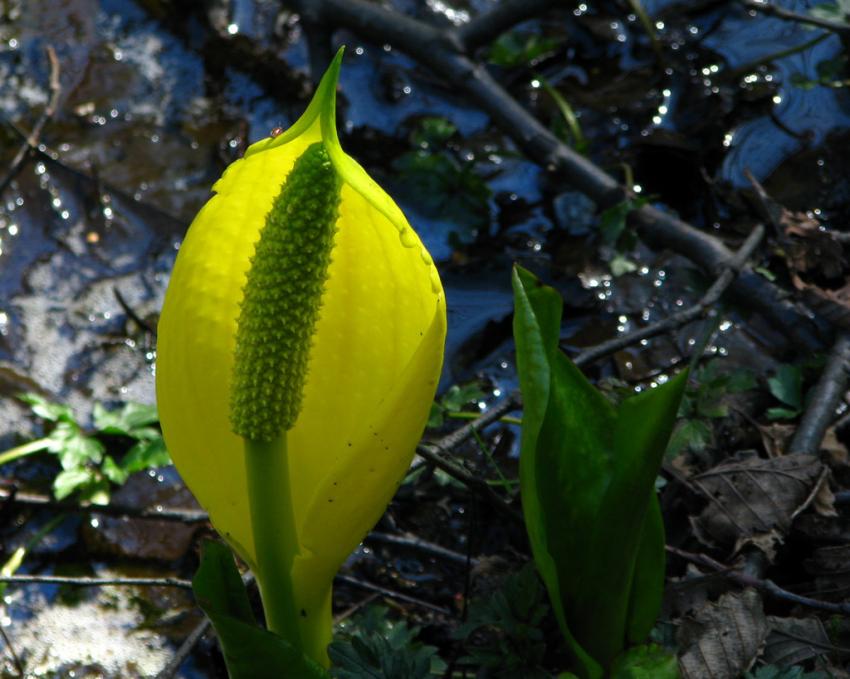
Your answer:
[455,563,551,677]
[329,605,445,678]
[488,31,561,68]
[667,359,757,457]
[767,364,804,420]
[512,266,686,678]
[427,381,487,428]
[1,394,168,503]
[392,117,491,232]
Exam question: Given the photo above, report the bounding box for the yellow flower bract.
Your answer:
[156,50,446,663]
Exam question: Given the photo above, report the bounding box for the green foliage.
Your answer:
[392,117,490,231]
[428,381,487,428]
[599,197,649,250]
[488,31,561,68]
[767,364,803,420]
[667,360,757,457]
[809,0,850,24]
[609,644,678,679]
[512,266,687,679]
[193,541,328,679]
[329,605,445,678]
[455,563,551,678]
[16,394,170,503]
[745,665,829,679]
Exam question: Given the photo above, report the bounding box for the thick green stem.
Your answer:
[244,434,302,649]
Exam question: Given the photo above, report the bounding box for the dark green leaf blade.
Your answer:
[193,541,328,679]
[512,265,604,679]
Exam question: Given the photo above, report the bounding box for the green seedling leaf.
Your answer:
[193,541,328,679]
[666,419,712,458]
[53,467,97,500]
[599,198,648,248]
[19,393,74,423]
[768,364,803,410]
[121,437,171,473]
[512,266,687,677]
[810,0,850,24]
[455,563,549,675]
[331,605,445,678]
[767,407,800,421]
[488,31,560,68]
[610,644,678,679]
[93,401,160,437]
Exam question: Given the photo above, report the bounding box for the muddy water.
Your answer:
[0,0,848,675]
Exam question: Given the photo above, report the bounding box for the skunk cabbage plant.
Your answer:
[156,49,446,669]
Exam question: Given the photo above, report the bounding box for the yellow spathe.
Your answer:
[156,49,446,664]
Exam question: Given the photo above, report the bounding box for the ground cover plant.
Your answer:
[3,0,850,677]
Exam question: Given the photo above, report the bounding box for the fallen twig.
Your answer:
[575,224,765,367]
[284,0,822,352]
[667,544,850,616]
[0,485,209,523]
[0,574,193,589]
[0,46,61,196]
[335,573,452,616]
[789,332,850,455]
[155,617,211,679]
[416,396,522,520]
[367,531,477,568]
[453,0,560,52]
[740,0,850,35]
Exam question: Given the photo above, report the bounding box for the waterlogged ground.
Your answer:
[1,0,850,676]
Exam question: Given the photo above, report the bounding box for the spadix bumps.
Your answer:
[156,49,446,668]
[231,142,340,440]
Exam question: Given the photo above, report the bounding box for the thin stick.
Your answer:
[667,544,850,616]
[286,0,822,351]
[454,0,559,52]
[574,224,765,367]
[0,485,209,523]
[0,624,24,678]
[155,618,211,679]
[740,0,850,35]
[789,333,850,455]
[0,574,193,589]
[367,531,477,568]
[334,574,452,616]
[0,46,61,196]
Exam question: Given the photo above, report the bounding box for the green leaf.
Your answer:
[45,423,104,469]
[488,31,560,68]
[767,407,800,421]
[121,437,171,473]
[455,563,549,674]
[512,266,687,676]
[767,365,802,410]
[53,467,96,500]
[19,393,75,423]
[610,644,679,679]
[101,455,129,485]
[193,541,328,679]
[93,401,159,437]
[331,605,445,678]
[666,419,712,458]
[599,198,648,248]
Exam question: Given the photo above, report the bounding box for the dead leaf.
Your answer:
[678,589,768,679]
[805,544,850,601]
[796,277,850,330]
[758,423,795,458]
[764,616,831,667]
[691,452,825,556]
